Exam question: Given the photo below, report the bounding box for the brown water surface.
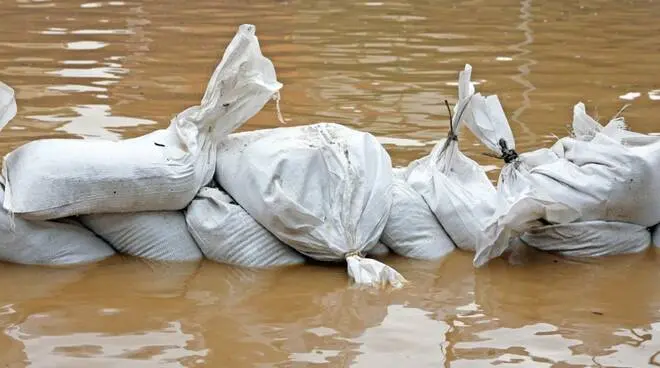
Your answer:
[1,0,660,366]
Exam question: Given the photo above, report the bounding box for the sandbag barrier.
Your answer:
[1,25,659,288]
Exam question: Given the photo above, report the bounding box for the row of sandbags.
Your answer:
[451,64,660,266]
[0,25,298,267]
[0,25,397,285]
[400,64,660,268]
[1,24,659,288]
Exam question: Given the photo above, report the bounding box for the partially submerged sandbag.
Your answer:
[449,65,577,266]
[216,123,406,287]
[532,106,660,227]
[79,211,203,262]
[544,132,660,226]
[1,24,282,220]
[185,187,305,268]
[4,126,216,220]
[519,220,651,258]
[476,101,660,266]
[0,185,115,266]
[572,104,660,226]
[380,179,454,260]
[404,66,498,253]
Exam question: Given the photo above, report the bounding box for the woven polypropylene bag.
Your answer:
[216,123,406,287]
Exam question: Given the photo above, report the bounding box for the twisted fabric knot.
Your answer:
[344,250,364,259]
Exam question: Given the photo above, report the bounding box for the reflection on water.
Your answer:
[6,320,206,367]
[1,0,660,366]
[349,305,449,367]
[2,254,660,366]
[508,0,536,142]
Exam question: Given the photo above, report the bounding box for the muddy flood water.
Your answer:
[1,0,660,366]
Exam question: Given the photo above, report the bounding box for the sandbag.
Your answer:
[653,225,660,247]
[404,65,499,253]
[519,220,651,258]
[442,65,578,267]
[1,24,282,220]
[185,186,305,268]
[544,133,660,225]
[574,104,660,228]
[4,127,217,220]
[538,105,660,227]
[0,185,115,266]
[453,66,577,266]
[380,179,454,260]
[476,101,660,266]
[80,211,203,262]
[216,123,406,287]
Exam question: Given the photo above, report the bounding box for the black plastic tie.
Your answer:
[498,138,519,163]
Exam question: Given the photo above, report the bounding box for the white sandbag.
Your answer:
[582,108,660,232]
[589,109,660,237]
[653,225,660,247]
[544,134,659,227]
[476,101,660,266]
[4,127,216,220]
[380,179,454,260]
[0,81,17,132]
[2,24,282,220]
[79,211,203,262]
[404,66,498,253]
[0,186,115,265]
[519,220,651,258]
[549,104,660,222]
[216,123,406,287]
[185,187,305,268]
[437,64,578,266]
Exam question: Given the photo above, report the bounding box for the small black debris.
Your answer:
[154,142,165,147]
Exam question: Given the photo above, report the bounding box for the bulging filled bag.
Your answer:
[435,65,578,267]
[545,129,660,228]
[4,126,216,221]
[403,66,499,253]
[80,211,203,262]
[0,184,116,266]
[452,67,575,265]
[380,178,455,260]
[216,123,406,287]
[476,102,660,266]
[519,220,651,258]
[1,24,282,220]
[185,186,306,268]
